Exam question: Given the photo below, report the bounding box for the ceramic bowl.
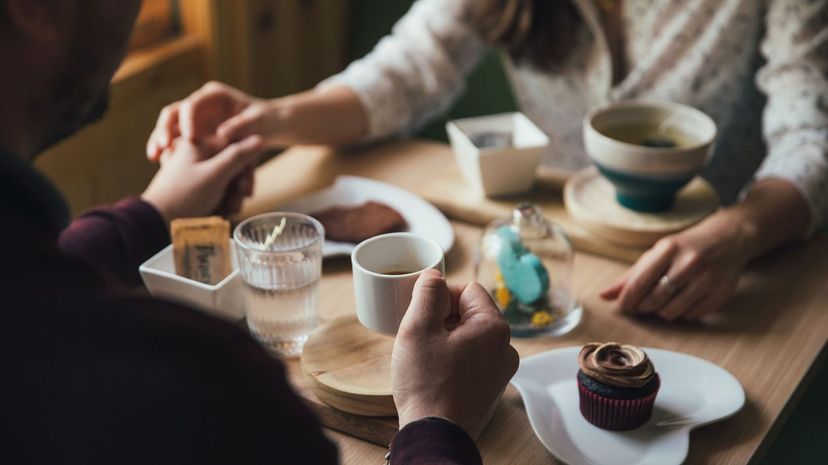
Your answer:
[447,112,549,197]
[583,101,717,212]
[139,240,244,321]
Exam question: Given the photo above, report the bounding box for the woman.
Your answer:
[148,0,827,321]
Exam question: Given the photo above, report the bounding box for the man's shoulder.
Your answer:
[0,291,339,464]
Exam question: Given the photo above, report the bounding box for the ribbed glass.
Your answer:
[234,213,324,357]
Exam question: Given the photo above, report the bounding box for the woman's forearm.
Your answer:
[728,178,811,260]
[268,85,368,147]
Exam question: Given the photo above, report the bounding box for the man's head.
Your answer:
[0,0,142,158]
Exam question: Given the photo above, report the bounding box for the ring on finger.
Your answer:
[657,275,679,294]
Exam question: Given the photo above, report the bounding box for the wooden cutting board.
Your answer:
[239,141,698,263]
[419,166,648,263]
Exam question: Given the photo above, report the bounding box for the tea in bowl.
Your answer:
[583,101,717,212]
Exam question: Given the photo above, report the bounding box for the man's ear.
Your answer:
[5,0,70,43]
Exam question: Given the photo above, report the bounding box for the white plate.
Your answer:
[277,176,454,257]
[511,347,745,465]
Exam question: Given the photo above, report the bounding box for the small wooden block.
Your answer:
[301,316,397,417]
[564,168,719,247]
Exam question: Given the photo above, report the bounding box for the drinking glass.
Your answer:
[234,213,324,357]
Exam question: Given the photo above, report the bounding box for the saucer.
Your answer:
[564,168,719,247]
[511,346,745,465]
[301,316,396,417]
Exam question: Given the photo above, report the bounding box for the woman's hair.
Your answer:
[473,0,581,70]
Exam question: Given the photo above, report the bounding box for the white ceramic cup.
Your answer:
[352,233,446,335]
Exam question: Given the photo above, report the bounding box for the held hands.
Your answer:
[143,81,276,221]
[600,211,752,321]
[392,270,520,439]
[147,81,284,161]
[141,136,263,222]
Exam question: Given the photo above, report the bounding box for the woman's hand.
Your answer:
[141,136,263,222]
[600,212,751,320]
[147,82,368,162]
[146,81,283,161]
[601,178,810,321]
[392,270,520,439]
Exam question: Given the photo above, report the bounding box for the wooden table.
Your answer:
[240,140,828,465]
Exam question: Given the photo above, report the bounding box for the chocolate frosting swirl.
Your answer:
[578,342,655,388]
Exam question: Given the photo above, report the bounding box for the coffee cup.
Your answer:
[351,233,446,334]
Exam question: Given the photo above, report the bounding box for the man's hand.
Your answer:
[141,136,263,222]
[392,270,520,439]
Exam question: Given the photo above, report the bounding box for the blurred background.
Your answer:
[34,3,825,461]
[36,0,519,217]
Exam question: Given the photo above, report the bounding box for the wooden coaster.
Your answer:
[301,316,397,417]
[564,168,719,247]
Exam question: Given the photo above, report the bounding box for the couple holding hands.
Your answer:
[3,0,825,464]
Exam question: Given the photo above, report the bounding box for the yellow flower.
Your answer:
[496,285,511,308]
[495,270,504,284]
[531,311,554,327]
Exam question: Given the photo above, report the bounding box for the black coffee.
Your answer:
[381,269,417,276]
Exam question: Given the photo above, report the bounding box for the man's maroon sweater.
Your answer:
[0,150,481,465]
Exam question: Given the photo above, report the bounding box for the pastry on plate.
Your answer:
[311,201,407,243]
[577,342,660,430]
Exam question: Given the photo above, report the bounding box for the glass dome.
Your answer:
[476,203,581,337]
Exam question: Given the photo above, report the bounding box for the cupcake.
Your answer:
[577,342,660,430]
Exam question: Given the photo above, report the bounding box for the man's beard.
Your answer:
[36,90,109,154]
[34,6,117,155]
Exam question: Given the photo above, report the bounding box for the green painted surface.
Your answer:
[346,2,827,462]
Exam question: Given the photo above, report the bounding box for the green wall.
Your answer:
[347,0,517,142]
[346,2,827,463]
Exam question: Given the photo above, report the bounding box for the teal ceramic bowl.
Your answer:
[583,101,717,212]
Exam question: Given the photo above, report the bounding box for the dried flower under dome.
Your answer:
[476,203,581,337]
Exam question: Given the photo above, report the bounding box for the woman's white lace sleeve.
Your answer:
[755,0,828,234]
[318,0,486,140]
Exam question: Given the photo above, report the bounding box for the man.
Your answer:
[0,1,519,464]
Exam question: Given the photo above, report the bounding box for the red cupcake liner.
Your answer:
[577,374,660,431]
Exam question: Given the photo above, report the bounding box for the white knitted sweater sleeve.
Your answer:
[318,0,486,140]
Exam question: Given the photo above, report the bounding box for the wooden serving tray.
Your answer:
[419,167,648,263]
[239,141,720,263]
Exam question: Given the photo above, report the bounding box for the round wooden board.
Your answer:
[301,316,397,417]
[564,168,719,247]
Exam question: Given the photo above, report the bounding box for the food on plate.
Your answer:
[310,201,407,243]
[170,216,232,285]
[577,342,660,430]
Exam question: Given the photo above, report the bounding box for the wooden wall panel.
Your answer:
[247,0,349,97]
[180,0,349,97]
[129,0,175,51]
[179,0,248,89]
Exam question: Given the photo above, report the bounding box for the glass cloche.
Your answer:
[476,203,581,337]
